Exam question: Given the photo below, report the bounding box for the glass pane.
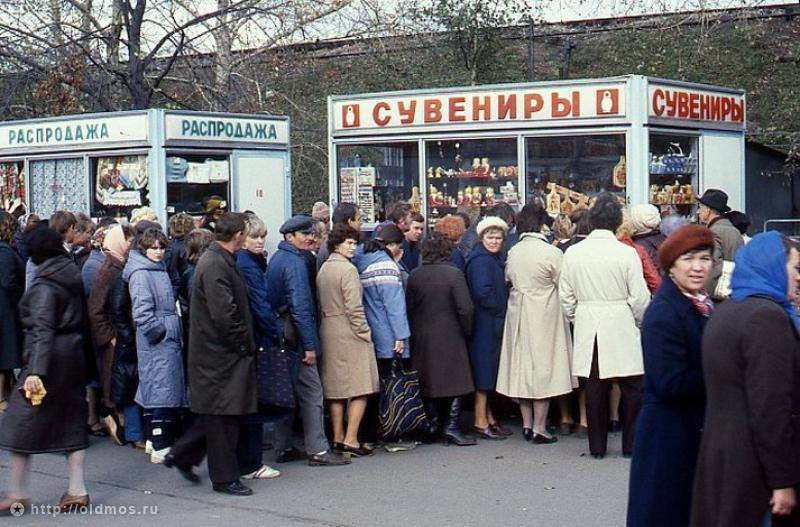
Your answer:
[337,142,418,224]
[166,155,230,216]
[91,155,150,218]
[0,161,26,213]
[648,134,699,214]
[425,138,519,224]
[526,135,626,215]
[29,158,88,218]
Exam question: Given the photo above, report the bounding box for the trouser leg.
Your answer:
[618,375,643,455]
[237,421,264,475]
[168,416,207,468]
[582,347,610,456]
[203,414,241,484]
[295,362,330,455]
[148,408,177,451]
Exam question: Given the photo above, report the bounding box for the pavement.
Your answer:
[0,424,631,526]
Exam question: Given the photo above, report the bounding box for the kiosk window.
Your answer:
[0,161,25,213]
[166,155,229,215]
[425,138,519,224]
[648,134,699,213]
[29,158,88,218]
[91,155,150,218]
[337,143,418,225]
[526,135,626,215]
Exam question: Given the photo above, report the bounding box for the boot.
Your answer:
[423,399,441,443]
[443,398,476,446]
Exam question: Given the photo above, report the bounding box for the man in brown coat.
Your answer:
[697,189,744,298]
[165,212,257,496]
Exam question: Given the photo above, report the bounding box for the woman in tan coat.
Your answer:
[497,203,574,444]
[318,223,379,457]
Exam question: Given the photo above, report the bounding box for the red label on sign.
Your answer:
[342,104,360,128]
[596,89,619,115]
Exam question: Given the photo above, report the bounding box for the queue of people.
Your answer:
[0,186,798,526]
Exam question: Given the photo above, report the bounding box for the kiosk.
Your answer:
[0,109,291,255]
[328,75,746,229]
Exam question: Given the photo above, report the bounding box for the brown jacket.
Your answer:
[87,254,124,349]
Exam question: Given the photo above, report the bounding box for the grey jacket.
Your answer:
[705,217,744,295]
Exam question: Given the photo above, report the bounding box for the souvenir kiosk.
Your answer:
[0,109,291,254]
[328,75,746,229]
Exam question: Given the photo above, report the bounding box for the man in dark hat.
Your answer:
[266,215,349,467]
[697,188,743,298]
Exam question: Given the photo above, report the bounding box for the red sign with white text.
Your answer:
[332,84,627,134]
[649,84,745,126]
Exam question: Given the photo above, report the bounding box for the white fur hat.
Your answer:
[630,204,661,236]
[476,216,509,237]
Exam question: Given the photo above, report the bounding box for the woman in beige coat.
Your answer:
[318,224,379,457]
[497,203,574,444]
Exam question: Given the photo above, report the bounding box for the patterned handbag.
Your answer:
[256,342,297,415]
[378,358,429,441]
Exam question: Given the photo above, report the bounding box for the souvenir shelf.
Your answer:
[648,134,699,210]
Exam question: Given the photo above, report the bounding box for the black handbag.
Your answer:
[378,358,429,441]
[255,339,297,415]
[275,305,299,350]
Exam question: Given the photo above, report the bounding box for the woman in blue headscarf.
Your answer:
[690,231,800,527]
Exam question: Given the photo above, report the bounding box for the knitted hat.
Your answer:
[658,224,715,271]
[476,216,509,238]
[311,201,330,221]
[630,204,661,236]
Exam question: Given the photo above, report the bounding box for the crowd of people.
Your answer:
[0,189,797,525]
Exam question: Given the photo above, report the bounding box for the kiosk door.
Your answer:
[233,150,291,258]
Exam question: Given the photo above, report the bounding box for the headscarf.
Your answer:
[103,225,130,262]
[730,231,799,328]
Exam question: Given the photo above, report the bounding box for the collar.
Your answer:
[209,241,236,266]
[660,276,699,319]
[587,229,617,240]
[520,232,548,243]
[328,252,349,263]
[278,240,303,255]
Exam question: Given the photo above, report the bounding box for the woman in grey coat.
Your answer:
[123,228,187,464]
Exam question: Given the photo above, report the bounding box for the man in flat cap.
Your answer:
[697,189,743,299]
[266,215,349,467]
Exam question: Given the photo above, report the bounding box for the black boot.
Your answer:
[443,398,476,446]
[423,399,441,443]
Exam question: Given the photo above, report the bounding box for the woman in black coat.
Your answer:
[407,234,475,446]
[0,227,91,513]
[691,231,800,527]
[627,225,715,527]
[0,211,24,411]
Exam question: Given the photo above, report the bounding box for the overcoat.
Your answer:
[559,229,650,379]
[690,297,800,527]
[465,243,508,391]
[497,233,574,399]
[407,262,475,398]
[627,277,707,527]
[0,255,89,454]
[317,253,379,399]
[188,242,257,416]
[109,273,138,406]
[123,250,187,409]
[705,217,744,294]
[87,253,125,406]
[0,240,24,370]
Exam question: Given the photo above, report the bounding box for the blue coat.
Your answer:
[237,250,279,349]
[400,239,420,272]
[356,250,410,359]
[465,243,508,390]
[266,240,319,354]
[627,277,707,527]
[123,251,187,409]
[81,248,105,297]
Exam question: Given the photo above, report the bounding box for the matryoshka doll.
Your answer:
[471,186,482,206]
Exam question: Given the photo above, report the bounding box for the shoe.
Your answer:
[103,415,125,446]
[473,425,506,440]
[591,453,605,459]
[609,420,622,433]
[490,422,513,436]
[339,443,374,457]
[242,464,281,479]
[0,496,30,517]
[559,423,573,436]
[275,447,307,464]
[532,432,558,444]
[150,447,170,464]
[362,442,379,450]
[164,453,200,483]
[522,427,533,441]
[144,440,153,454]
[56,492,90,513]
[383,440,417,453]
[212,481,253,496]
[87,422,108,437]
[308,450,351,466]
[442,398,476,446]
[423,400,441,442]
[132,440,147,450]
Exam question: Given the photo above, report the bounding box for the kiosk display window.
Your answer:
[166,155,230,215]
[91,155,150,217]
[29,158,88,218]
[0,161,25,212]
[648,133,699,212]
[526,134,626,215]
[425,138,519,223]
[336,142,418,224]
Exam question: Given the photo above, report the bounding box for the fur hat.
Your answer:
[476,216,509,238]
[630,204,661,236]
[658,224,715,271]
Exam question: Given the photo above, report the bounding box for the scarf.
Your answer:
[683,291,714,317]
[730,230,800,328]
[103,225,129,263]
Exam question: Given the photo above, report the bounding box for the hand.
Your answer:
[110,337,117,349]
[302,351,316,365]
[771,487,796,516]
[24,375,44,394]
[393,340,404,355]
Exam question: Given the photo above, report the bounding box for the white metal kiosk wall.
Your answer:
[327,75,746,229]
[0,109,291,256]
